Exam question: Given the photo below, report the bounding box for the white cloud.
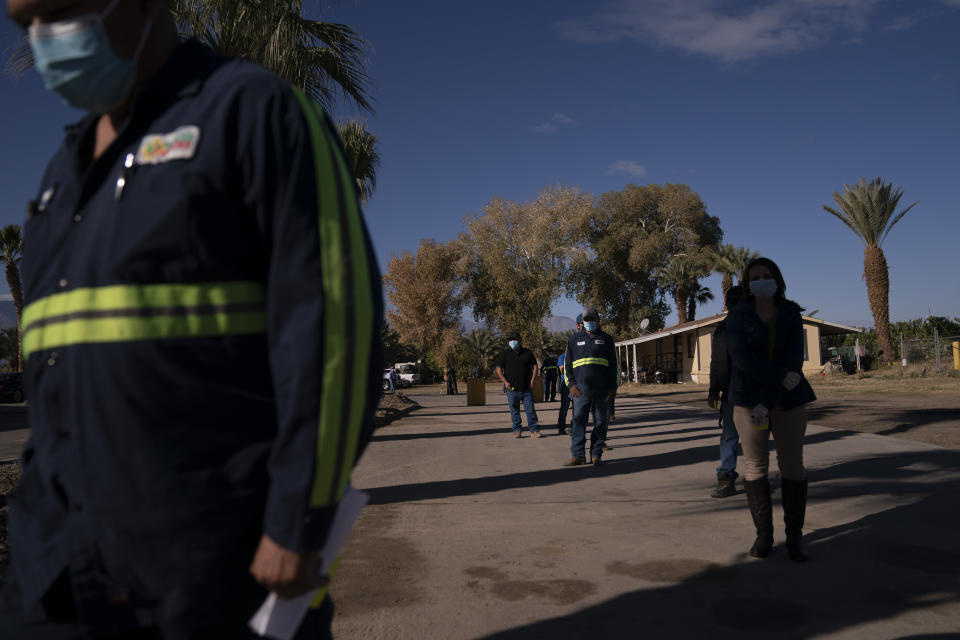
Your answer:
[557,0,900,62]
[607,160,648,178]
[534,112,576,134]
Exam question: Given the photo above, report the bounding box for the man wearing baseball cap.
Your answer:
[562,307,618,465]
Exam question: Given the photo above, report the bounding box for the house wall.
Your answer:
[619,320,827,386]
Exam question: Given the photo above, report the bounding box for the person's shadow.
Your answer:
[479,450,960,639]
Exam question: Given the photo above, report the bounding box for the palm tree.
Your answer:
[712,244,759,310]
[0,225,24,371]
[686,284,714,322]
[823,177,918,364]
[170,0,372,112]
[657,257,699,325]
[336,119,379,205]
[462,328,499,374]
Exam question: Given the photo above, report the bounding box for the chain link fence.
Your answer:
[899,331,960,375]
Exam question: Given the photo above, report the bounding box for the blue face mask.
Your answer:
[584,321,598,332]
[29,0,155,113]
[508,340,519,350]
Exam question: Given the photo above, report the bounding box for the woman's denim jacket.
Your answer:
[726,298,816,411]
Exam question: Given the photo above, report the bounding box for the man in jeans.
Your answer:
[707,286,745,497]
[494,333,541,438]
[563,307,617,466]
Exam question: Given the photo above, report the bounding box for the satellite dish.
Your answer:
[639,318,650,331]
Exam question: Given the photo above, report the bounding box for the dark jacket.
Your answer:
[708,320,731,401]
[563,329,618,397]
[726,299,816,411]
[9,41,384,629]
[541,356,559,379]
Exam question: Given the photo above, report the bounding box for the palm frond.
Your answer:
[823,177,917,249]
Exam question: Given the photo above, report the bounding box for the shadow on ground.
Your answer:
[478,450,960,639]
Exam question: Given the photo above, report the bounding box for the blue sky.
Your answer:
[1,0,958,330]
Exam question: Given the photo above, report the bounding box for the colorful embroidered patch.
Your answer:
[136,126,201,165]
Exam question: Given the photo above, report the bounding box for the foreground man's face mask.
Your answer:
[29,0,156,113]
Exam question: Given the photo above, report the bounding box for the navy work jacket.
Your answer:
[563,329,617,397]
[726,299,816,411]
[8,41,383,631]
[541,357,558,379]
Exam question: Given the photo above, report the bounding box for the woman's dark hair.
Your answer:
[742,257,787,301]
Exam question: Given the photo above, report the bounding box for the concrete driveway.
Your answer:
[332,388,960,639]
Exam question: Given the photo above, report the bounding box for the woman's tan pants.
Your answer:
[733,404,807,481]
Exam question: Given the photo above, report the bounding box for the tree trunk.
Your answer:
[5,261,23,371]
[687,296,696,322]
[675,289,688,325]
[863,246,894,365]
[721,273,733,311]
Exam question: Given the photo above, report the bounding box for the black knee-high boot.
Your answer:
[782,477,809,562]
[743,478,774,558]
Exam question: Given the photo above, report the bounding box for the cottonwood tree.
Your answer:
[457,186,590,355]
[383,239,463,367]
[568,183,721,335]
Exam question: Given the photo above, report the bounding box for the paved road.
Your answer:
[0,405,27,463]
[332,388,960,639]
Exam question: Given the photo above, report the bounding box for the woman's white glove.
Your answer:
[782,371,801,391]
[751,404,770,428]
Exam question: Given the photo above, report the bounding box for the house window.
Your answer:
[686,334,694,358]
[803,329,809,361]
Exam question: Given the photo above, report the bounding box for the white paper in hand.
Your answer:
[248,486,369,639]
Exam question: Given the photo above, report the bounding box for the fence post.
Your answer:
[900,331,905,369]
[935,326,941,375]
[953,341,960,372]
[855,337,861,372]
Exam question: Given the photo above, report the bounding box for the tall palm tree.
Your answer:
[0,225,24,371]
[712,244,759,310]
[823,177,918,364]
[658,257,699,325]
[686,284,714,322]
[336,119,379,205]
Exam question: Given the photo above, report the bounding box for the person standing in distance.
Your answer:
[563,307,618,466]
[707,285,746,498]
[726,257,816,562]
[540,352,559,402]
[494,333,541,438]
[1,1,383,638]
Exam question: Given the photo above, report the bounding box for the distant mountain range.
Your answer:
[460,315,577,334]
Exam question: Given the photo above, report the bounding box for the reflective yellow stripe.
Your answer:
[22,282,266,358]
[294,91,376,508]
[572,357,610,368]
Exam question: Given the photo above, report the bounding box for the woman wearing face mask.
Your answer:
[726,257,816,562]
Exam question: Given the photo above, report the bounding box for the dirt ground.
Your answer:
[618,372,960,449]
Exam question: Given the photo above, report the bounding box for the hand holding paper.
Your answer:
[249,486,369,640]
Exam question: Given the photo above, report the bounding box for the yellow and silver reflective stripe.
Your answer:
[293,90,376,510]
[21,281,266,359]
[572,357,610,368]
